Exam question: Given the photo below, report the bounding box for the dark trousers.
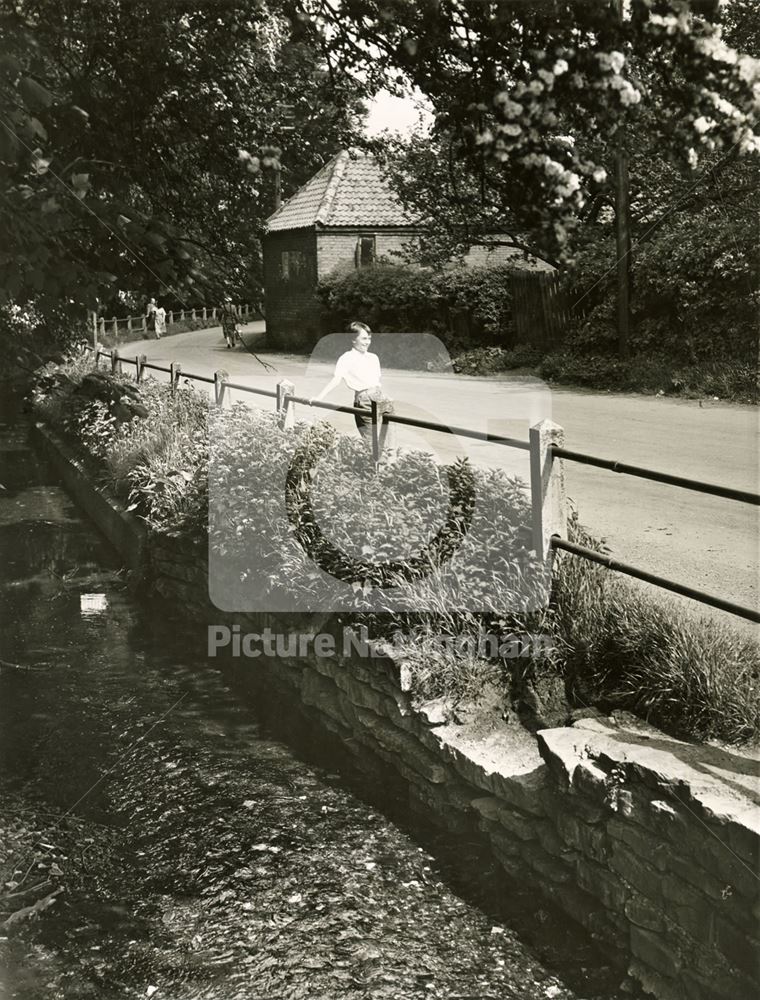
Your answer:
[354,390,394,450]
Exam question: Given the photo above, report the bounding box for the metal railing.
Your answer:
[85,345,760,624]
[551,445,760,507]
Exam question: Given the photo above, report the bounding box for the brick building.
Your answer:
[262,150,421,347]
[262,149,553,348]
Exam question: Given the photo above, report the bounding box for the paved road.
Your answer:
[118,323,759,632]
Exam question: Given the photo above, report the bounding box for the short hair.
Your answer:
[349,321,371,340]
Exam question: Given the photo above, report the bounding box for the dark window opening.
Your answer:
[357,236,376,268]
[280,250,307,282]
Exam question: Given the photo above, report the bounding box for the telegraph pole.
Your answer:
[613,0,631,359]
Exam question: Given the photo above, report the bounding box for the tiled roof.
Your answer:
[266,150,417,232]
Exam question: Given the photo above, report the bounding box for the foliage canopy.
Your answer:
[0,0,365,318]
[301,0,760,259]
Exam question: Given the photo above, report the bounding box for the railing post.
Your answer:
[191,308,196,321]
[529,419,567,562]
[202,306,207,321]
[142,315,147,335]
[110,348,122,374]
[276,378,295,429]
[168,310,174,326]
[214,370,228,407]
[212,306,217,320]
[180,309,185,322]
[370,400,381,464]
[170,362,181,396]
[127,316,133,335]
[98,317,105,338]
[135,354,147,382]
[111,318,118,337]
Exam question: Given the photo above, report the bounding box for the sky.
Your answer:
[364,88,434,137]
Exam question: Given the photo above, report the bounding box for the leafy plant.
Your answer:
[318,262,518,347]
[33,355,760,745]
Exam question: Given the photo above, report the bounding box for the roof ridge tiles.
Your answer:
[315,150,349,226]
[266,148,414,232]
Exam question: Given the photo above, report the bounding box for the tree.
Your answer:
[0,0,366,320]
[301,0,760,260]
[371,129,563,268]
[562,0,760,363]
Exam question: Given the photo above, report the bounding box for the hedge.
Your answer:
[317,262,517,347]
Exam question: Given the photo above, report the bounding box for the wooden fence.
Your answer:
[510,271,568,351]
[92,303,253,342]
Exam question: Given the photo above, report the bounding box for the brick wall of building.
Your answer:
[316,229,418,280]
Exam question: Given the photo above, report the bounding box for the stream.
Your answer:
[0,399,628,1000]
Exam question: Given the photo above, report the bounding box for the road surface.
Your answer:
[116,323,759,633]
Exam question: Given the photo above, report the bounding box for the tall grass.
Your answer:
[550,521,760,745]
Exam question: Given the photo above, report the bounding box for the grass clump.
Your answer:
[550,521,760,745]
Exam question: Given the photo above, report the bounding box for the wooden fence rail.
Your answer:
[91,304,252,343]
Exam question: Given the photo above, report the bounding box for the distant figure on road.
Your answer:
[154,304,166,339]
[220,296,239,349]
[310,321,394,449]
[145,297,157,335]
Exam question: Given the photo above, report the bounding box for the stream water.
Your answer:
[0,400,629,1000]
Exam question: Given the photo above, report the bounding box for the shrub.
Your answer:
[562,196,758,368]
[433,265,514,343]
[539,351,759,402]
[450,344,545,375]
[317,262,518,346]
[208,406,545,615]
[540,353,626,388]
[318,264,437,334]
[452,347,512,375]
[31,350,210,534]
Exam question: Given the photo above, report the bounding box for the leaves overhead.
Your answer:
[301,0,760,258]
[0,0,366,314]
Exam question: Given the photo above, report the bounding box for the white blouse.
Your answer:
[333,349,382,392]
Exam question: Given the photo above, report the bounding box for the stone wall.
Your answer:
[148,536,759,1000]
[32,425,760,1000]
